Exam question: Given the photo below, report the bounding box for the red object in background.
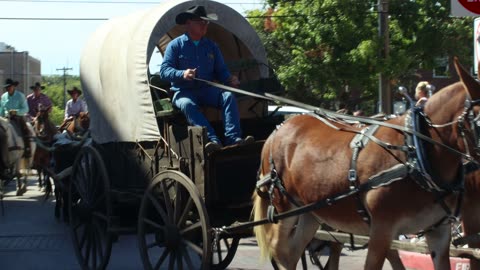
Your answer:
[458,0,480,14]
[399,250,470,270]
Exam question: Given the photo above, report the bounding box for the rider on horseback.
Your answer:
[26,82,52,121]
[0,78,32,158]
[59,86,87,132]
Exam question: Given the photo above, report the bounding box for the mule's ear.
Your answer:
[454,56,480,100]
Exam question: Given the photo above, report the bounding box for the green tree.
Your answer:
[41,75,81,125]
[248,0,473,113]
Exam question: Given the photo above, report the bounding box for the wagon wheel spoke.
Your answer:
[180,244,194,269]
[168,250,175,270]
[77,226,88,251]
[223,238,230,250]
[216,241,223,263]
[182,239,203,256]
[211,236,240,269]
[153,248,170,270]
[84,228,92,266]
[161,180,174,224]
[70,146,112,270]
[92,220,105,260]
[176,249,183,270]
[146,241,160,249]
[180,221,202,235]
[147,193,168,222]
[138,171,210,270]
[176,197,193,227]
[91,227,97,268]
[173,181,182,224]
[142,217,164,230]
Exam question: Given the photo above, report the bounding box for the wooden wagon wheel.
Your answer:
[138,170,211,270]
[69,145,113,270]
[211,234,240,270]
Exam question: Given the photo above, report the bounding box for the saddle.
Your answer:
[8,115,32,158]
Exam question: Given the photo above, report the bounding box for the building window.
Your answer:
[432,57,449,78]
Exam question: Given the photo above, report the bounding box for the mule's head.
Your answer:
[77,112,90,130]
[426,57,480,162]
[454,57,480,161]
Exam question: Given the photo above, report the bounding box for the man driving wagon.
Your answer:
[160,5,254,154]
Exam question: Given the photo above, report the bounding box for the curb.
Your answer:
[399,250,470,270]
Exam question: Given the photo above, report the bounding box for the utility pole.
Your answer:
[56,67,72,108]
[378,0,391,114]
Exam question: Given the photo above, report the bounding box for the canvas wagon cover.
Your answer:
[80,0,268,143]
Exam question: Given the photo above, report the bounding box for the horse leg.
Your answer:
[386,249,406,270]
[325,241,342,270]
[37,168,43,190]
[62,186,69,223]
[253,193,319,270]
[270,214,319,270]
[424,224,451,270]
[364,223,396,269]
[54,185,60,219]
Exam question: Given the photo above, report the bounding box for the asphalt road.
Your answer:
[0,176,395,270]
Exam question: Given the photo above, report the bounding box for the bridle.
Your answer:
[426,95,480,162]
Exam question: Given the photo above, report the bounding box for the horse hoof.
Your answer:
[16,184,27,196]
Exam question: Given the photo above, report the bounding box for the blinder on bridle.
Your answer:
[459,96,480,158]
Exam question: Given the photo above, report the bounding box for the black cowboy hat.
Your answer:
[67,86,82,96]
[175,5,218,25]
[30,82,45,90]
[3,78,19,88]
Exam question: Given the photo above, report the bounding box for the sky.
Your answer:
[0,0,265,76]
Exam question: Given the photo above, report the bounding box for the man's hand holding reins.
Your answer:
[183,68,197,81]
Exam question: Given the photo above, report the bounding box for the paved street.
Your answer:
[0,176,395,270]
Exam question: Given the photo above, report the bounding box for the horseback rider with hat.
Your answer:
[160,5,253,154]
[0,78,32,158]
[63,86,87,120]
[27,82,53,121]
[59,86,88,132]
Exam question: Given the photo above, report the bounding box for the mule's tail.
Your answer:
[252,187,272,262]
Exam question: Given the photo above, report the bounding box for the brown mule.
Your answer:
[253,58,480,270]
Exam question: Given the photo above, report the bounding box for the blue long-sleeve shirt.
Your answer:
[0,90,29,117]
[160,33,231,91]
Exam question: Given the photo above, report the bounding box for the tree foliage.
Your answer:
[41,75,81,125]
[248,0,473,113]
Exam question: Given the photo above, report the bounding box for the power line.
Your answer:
[0,0,261,4]
[0,17,108,20]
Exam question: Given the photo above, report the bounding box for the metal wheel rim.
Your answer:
[138,170,211,270]
[69,145,113,270]
[211,236,240,270]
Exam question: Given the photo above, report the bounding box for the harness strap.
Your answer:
[348,125,380,225]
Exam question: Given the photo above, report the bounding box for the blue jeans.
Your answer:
[172,87,242,145]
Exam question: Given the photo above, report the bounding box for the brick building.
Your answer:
[0,42,41,95]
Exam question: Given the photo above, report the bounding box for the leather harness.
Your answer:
[256,97,480,240]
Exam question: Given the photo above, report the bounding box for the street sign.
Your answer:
[475,17,480,74]
[452,0,480,16]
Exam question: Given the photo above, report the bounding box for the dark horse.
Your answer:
[253,58,480,270]
[32,106,58,192]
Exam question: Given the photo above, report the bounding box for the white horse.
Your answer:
[0,116,37,196]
